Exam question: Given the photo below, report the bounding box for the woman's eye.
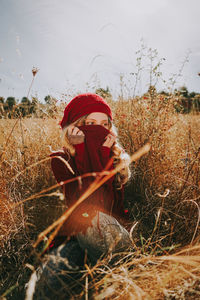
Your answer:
[86,121,94,125]
[103,123,109,127]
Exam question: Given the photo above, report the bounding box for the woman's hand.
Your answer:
[67,125,85,145]
[103,132,116,148]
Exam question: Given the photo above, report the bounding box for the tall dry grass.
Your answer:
[90,244,200,299]
[0,93,200,299]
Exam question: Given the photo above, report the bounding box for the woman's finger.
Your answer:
[67,125,74,136]
[103,134,116,148]
[77,129,84,136]
[72,126,80,135]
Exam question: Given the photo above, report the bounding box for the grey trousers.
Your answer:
[26,213,131,299]
[77,211,131,261]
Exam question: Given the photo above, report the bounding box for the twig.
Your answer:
[2,67,39,156]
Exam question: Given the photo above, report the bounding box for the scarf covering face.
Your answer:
[78,125,113,173]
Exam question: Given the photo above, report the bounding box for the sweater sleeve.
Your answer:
[50,152,82,214]
[50,152,74,184]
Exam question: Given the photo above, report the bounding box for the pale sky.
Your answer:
[0,0,200,102]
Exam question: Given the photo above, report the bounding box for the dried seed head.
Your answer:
[32,67,39,77]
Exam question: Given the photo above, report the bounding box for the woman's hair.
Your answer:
[62,115,131,189]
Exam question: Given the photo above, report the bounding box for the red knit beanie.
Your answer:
[60,93,112,128]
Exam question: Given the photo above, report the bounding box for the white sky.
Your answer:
[0,0,200,102]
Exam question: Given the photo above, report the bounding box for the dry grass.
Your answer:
[92,246,200,299]
[0,94,200,299]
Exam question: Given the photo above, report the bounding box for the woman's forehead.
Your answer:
[86,112,108,120]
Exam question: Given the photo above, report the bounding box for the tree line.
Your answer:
[0,86,200,118]
[0,95,58,118]
[172,86,200,113]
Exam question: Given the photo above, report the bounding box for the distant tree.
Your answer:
[174,86,192,113]
[95,87,112,100]
[193,94,200,112]
[177,86,189,98]
[44,95,57,105]
[44,95,51,104]
[6,97,16,109]
[18,97,31,116]
[189,91,196,98]
[0,97,5,103]
[159,90,169,96]
[30,96,39,114]
[21,97,31,105]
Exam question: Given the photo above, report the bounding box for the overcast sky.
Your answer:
[0,0,200,102]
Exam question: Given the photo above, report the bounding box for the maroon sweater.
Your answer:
[50,125,125,236]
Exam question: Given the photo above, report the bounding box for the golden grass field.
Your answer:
[0,96,200,299]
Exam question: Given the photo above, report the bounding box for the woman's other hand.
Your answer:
[103,132,116,148]
[67,125,85,145]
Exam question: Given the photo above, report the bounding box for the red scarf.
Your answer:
[77,125,114,172]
